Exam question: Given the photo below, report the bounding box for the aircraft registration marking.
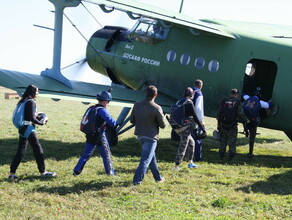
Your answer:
[123,53,160,66]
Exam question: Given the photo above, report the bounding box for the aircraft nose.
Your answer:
[86,26,129,77]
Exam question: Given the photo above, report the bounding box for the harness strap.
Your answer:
[23,121,32,125]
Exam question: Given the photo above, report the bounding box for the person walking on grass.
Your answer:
[73,90,116,176]
[174,87,206,170]
[217,88,246,160]
[130,85,167,185]
[9,85,56,179]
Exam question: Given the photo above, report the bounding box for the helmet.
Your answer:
[184,87,194,98]
[194,128,207,139]
[37,112,48,124]
[96,90,112,101]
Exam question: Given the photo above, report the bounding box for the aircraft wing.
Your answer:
[87,0,236,39]
[0,69,174,111]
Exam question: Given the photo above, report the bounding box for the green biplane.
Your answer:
[1,0,291,142]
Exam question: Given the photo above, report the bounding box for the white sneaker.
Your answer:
[41,171,56,177]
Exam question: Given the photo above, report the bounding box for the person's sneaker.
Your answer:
[156,177,165,183]
[188,163,198,168]
[41,171,56,177]
[73,171,79,176]
[132,182,141,186]
[8,174,18,179]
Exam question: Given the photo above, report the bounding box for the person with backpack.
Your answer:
[73,90,117,176]
[192,79,205,162]
[174,87,206,170]
[217,88,246,160]
[130,85,166,185]
[242,90,272,159]
[9,85,56,179]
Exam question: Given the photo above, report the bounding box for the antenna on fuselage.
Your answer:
[41,0,80,88]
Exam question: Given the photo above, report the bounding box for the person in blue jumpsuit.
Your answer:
[242,91,272,159]
[73,90,116,176]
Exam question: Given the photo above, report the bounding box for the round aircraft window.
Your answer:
[194,57,205,69]
[208,60,219,72]
[180,53,190,65]
[166,50,177,62]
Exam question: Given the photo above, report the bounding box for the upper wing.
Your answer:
[0,69,174,111]
[87,0,236,39]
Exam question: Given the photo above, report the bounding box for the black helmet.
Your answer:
[194,128,207,139]
[96,90,112,101]
[37,112,48,124]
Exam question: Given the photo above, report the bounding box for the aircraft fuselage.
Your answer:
[86,19,292,138]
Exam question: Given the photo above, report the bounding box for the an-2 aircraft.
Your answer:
[0,0,291,142]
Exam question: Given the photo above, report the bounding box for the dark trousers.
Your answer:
[219,126,238,158]
[10,132,45,173]
[194,139,202,161]
[247,122,258,156]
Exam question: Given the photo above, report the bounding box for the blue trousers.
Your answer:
[133,138,163,184]
[74,132,114,175]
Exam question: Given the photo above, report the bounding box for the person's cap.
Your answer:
[184,87,194,98]
[96,90,112,101]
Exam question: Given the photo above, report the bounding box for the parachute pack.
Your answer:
[80,106,104,134]
[169,99,190,132]
[217,98,239,128]
[242,96,261,121]
[12,100,29,129]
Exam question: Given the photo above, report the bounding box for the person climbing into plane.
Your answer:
[242,90,274,159]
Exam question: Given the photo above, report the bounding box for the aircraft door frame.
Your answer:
[242,58,278,101]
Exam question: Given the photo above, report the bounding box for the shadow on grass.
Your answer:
[237,170,292,195]
[1,135,291,169]
[35,180,115,195]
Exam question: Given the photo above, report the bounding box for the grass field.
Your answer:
[0,86,291,219]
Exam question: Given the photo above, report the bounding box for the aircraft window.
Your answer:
[194,57,205,69]
[245,63,256,76]
[180,53,191,65]
[166,50,177,62]
[130,19,169,43]
[208,60,219,72]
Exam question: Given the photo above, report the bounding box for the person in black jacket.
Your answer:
[9,85,56,179]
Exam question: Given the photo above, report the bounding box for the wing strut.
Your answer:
[41,0,80,88]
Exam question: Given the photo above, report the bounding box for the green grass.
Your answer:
[0,87,291,219]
